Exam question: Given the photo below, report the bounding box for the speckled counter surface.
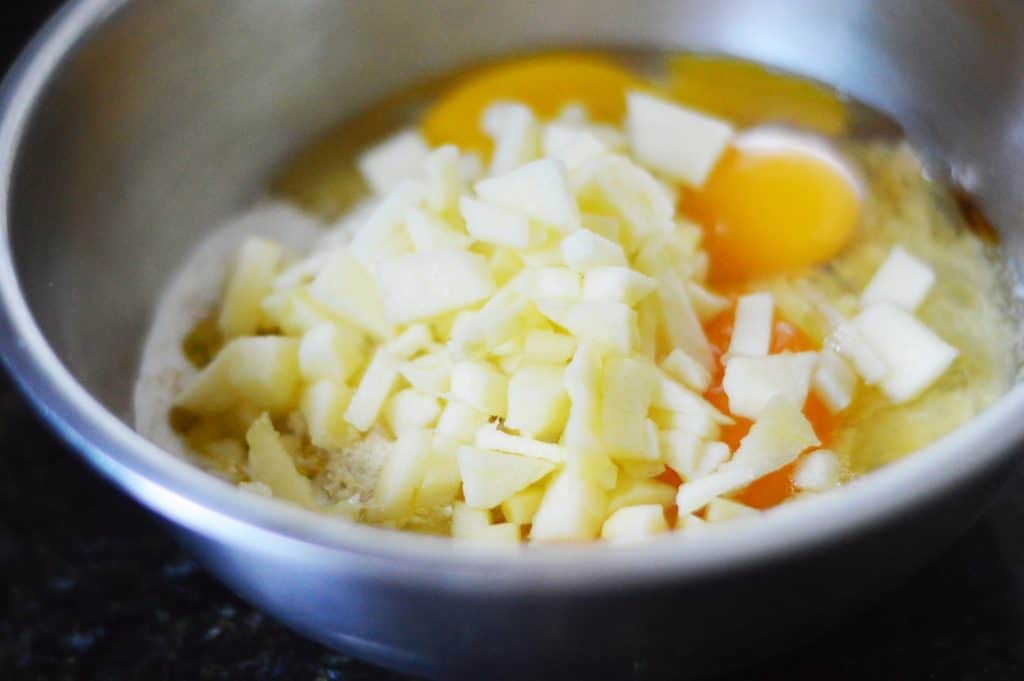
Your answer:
[3,374,1024,681]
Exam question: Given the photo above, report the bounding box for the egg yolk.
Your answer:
[681,145,861,285]
[666,54,847,135]
[421,53,641,154]
[700,307,841,509]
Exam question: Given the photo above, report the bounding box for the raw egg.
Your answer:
[421,53,641,154]
[682,129,862,285]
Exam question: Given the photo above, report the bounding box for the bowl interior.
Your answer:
[4,0,1024,547]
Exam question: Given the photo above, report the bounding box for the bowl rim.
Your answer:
[2,0,1024,591]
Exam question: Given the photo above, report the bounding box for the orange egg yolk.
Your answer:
[657,306,841,510]
[681,145,860,285]
[421,53,641,154]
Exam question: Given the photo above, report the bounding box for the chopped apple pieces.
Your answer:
[220,238,284,339]
[377,251,496,325]
[601,505,669,542]
[246,415,314,507]
[861,246,934,312]
[176,85,969,548]
[457,446,556,509]
[722,352,817,419]
[852,303,958,403]
[626,91,734,187]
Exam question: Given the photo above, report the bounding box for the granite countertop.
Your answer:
[2,5,1024,680]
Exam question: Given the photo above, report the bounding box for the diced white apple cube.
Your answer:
[450,360,508,416]
[567,450,619,491]
[457,446,556,509]
[620,460,666,480]
[675,464,755,515]
[500,484,546,524]
[219,237,283,339]
[635,297,659,360]
[522,266,581,300]
[523,330,577,364]
[653,370,727,420]
[560,344,604,456]
[272,251,329,292]
[601,505,669,542]
[607,478,676,515]
[451,502,492,539]
[384,388,441,435]
[299,322,366,384]
[793,449,842,491]
[661,347,712,393]
[245,414,314,506]
[372,430,433,522]
[344,348,400,431]
[475,159,581,233]
[376,251,496,325]
[642,418,662,461]
[416,447,461,510]
[542,122,611,172]
[357,129,430,195]
[482,102,541,176]
[530,467,609,541]
[349,181,420,265]
[705,498,759,524]
[505,364,570,440]
[696,441,731,478]
[660,429,702,479]
[722,352,818,419]
[300,379,352,449]
[687,282,731,322]
[435,401,488,444]
[225,337,301,413]
[601,357,656,460]
[535,299,635,355]
[625,91,734,187]
[830,320,888,385]
[458,152,484,183]
[489,247,524,286]
[581,266,655,305]
[449,287,527,358]
[405,207,472,253]
[422,145,466,213]
[399,351,452,396]
[491,339,522,358]
[309,249,391,339]
[851,303,958,403]
[728,292,774,358]
[261,287,336,337]
[560,229,628,271]
[459,196,538,249]
[475,425,566,463]
[812,348,857,413]
[572,155,675,242]
[175,347,239,414]
[861,246,935,312]
[654,271,713,370]
[385,323,433,359]
[581,213,621,242]
[650,409,721,440]
[731,397,819,477]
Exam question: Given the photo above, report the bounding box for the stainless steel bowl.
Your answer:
[2,1,1023,678]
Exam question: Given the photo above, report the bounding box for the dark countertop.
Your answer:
[2,4,1024,680]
